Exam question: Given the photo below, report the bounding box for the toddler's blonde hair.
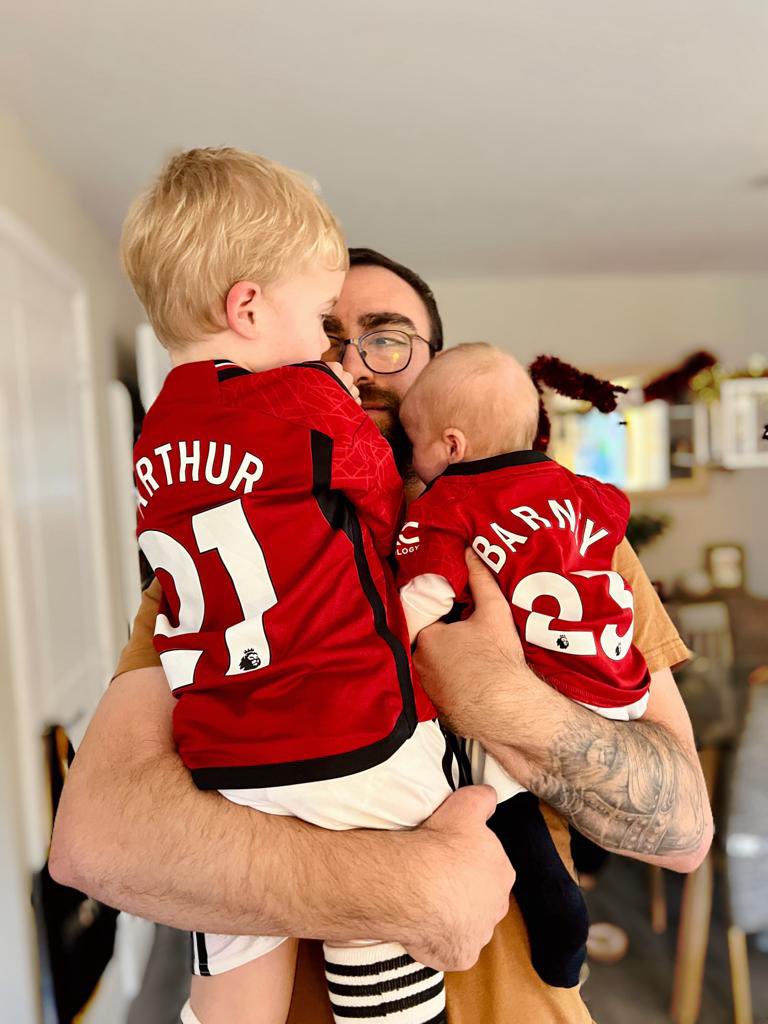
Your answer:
[121,147,348,349]
[401,342,540,457]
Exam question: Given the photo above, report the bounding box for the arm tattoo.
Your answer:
[525,713,708,857]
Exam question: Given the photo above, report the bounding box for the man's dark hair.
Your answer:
[348,247,444,352]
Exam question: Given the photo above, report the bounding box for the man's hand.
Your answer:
[403,785,514,970]
[326,361,361,404]
[414,550,713,873]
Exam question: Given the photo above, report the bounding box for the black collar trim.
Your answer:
[441,450,552,477]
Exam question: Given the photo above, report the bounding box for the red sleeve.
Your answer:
[256,362,404,556]
[396,484,470,597]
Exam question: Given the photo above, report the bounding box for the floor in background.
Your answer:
[582,855,768,1023]
[128,856,768,1023]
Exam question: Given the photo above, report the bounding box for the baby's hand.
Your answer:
[326,361,361,405]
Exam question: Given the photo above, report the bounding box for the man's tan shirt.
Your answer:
[115,539,688,1023]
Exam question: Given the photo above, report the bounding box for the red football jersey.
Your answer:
[134,359,434,790]
[397,451,650,710]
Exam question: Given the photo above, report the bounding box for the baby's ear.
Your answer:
[225,280,263,338]
[443,427,468,463]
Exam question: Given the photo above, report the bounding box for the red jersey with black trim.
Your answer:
[133,359,435,790]
[396,451,650,710]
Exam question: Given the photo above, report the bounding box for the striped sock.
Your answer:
[323,942,446,1023]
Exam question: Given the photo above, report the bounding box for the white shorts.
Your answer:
[192,719,456,976]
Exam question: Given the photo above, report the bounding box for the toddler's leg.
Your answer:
[323,941,445,1024]
[185,937,298,1024]
[489,792,588,988]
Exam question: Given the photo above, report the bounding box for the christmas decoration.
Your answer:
[690,354,768,404]
[643,350,717,403]
[529,355,628,452]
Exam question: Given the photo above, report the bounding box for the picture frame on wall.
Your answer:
[705,543,746,591]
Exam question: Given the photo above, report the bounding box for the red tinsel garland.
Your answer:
[528,355,628,452]
[642,350,717,403]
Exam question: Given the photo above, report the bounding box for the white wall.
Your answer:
[432,272,768,596]
[0,556,40,1024]
[0,106,143,653]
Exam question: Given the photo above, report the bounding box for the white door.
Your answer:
[0,208,122,1022]
[0,207,115,864]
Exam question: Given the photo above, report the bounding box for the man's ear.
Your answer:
[225,280,263,339]
[443,427,468,463]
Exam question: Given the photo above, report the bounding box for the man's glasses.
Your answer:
[323,329,438,375]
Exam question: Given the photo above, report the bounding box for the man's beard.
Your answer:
[358,383,414,479]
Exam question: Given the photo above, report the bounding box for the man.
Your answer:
[50,248,712,1023]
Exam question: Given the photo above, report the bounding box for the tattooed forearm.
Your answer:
[506,713,708,859]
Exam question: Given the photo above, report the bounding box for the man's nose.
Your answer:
[342,344,373,386]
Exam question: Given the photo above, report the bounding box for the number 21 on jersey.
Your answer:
[138,499,277,691]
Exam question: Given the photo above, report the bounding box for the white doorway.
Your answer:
[0,208,147,1022]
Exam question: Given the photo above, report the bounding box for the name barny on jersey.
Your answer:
[134,440,264,513]
[474,498,610,573]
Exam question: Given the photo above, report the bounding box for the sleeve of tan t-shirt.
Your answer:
[611,538,690,673]
[113,539,689,679]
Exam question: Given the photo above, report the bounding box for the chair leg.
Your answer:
[669,747,719,1024]
[649,865,667,934]
[727,926,753,1024]
[670,852,714,1023]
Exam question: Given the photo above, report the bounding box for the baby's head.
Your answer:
[121,147,348,366]
[400,343,540,484]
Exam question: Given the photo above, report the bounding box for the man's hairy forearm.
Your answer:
[487,703,708,867]
[76,751,409,940]
[50,673,412,942]
[459,663,711,871]
[413,551,712,873]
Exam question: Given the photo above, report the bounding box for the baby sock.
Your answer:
[488,791,589,988]
[323,941,446,1023]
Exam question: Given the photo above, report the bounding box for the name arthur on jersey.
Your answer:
[134,440,263,512]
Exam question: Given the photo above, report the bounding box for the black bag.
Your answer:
[32,725,119,1024]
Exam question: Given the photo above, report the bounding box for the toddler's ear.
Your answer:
[443,427,468,464]
[225,280,263,338]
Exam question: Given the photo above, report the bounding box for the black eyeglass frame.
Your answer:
[324,329,439,375]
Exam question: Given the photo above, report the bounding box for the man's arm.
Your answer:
[50,666,513,972]
[414,551,713,874]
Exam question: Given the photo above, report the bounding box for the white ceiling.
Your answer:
[2,0,767,277]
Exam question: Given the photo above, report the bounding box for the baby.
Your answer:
[396,342,651,987]
[124,148,454,1024]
